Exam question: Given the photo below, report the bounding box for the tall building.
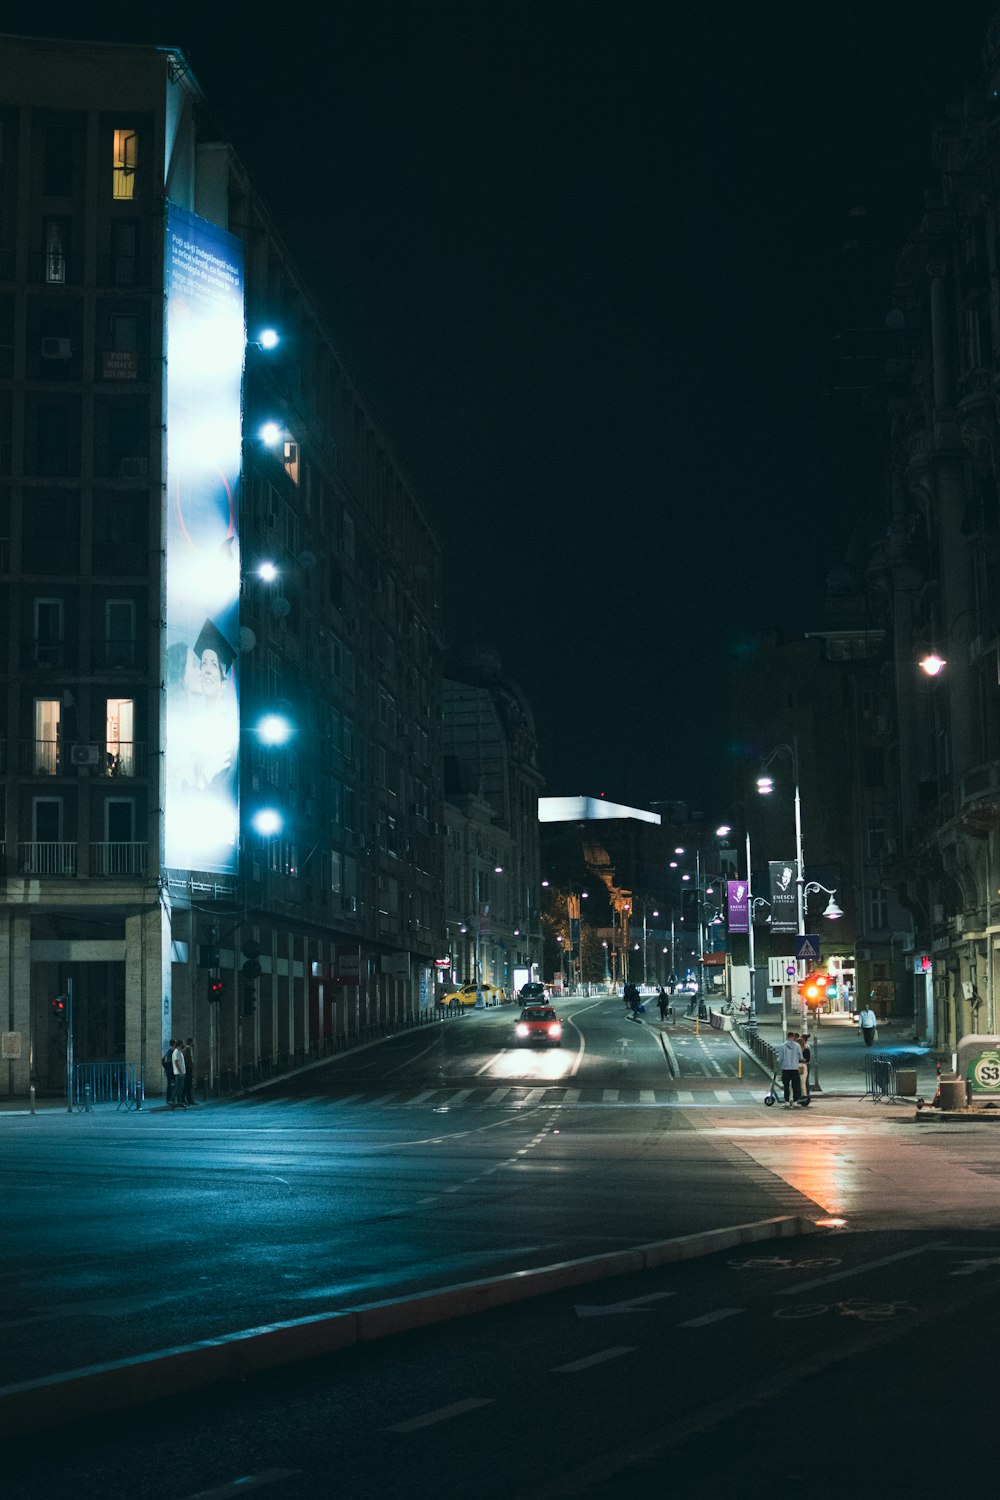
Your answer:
[441,649,544,992]
[0,35,445,1097]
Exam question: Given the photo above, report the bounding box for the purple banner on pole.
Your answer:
[727,880,749,933]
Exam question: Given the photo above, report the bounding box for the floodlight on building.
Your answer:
[257,714,292,746]
[260,421,282,445]
[258,561,278,582]
[252,808,282,836]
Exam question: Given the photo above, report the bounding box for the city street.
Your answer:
[3,998,1000,1493]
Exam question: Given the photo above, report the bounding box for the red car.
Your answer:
[514,1005,563,1047]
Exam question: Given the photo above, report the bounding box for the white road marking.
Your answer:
[387,1398,494,1432]
[602,1089,620,1103]
[184,1470,301,1498]
[714,1090,734,1102]
[676,1091,695,1103]
[367,1093,398,1106]
[575,1291,676,1317]
[778,1243,941,1296]
[678,1307,744,1328]
[480,1088,512,1104]
[950,1257,1000,1276]
[447,1089,474,1105]
[552,1346,635,1372]
[639,1090,656,1104]
[521,1088,546,1104]
[406,1091,437,1105]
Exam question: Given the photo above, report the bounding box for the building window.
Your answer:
[866,817,886,860]
[110,221,139,287]
[43,125,73,196]
[266,649,282,700]
[32,796,63,842]
[105,599,136,668]
[112,129,138,199]
[44,219,68,283]
[330,848,343,896]
[34,598,64,667]
[105,797,135,842]
[106,697,134,775]
[868,886,889,930]
[34,697,60,774]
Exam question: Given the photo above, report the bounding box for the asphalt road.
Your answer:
[6,1222,1000,1499]
[5,996,1000,1496]
[1,1000,805,1388]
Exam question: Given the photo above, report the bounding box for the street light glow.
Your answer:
[260,420,282,445]
[756,775,774,794]
[919,652,946,677]
[257,713,292,745]
[257,561,278,582]
[257,327,280,350]
[252,808,282,836]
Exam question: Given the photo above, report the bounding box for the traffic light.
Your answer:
[241,983,257,1016]
[50,995,67,1023]
[207,976,224,1004]
[798,971,836,1008]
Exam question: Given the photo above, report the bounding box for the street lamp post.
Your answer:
[757,736,805,937]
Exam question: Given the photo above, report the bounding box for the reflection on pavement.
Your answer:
[485,1047,578,1081]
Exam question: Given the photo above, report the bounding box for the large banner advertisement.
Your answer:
[769,860,799,934]
[163,204,245,874]
[727,880,749,934]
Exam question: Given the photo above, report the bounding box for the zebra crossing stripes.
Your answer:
[254,1084,759,1111]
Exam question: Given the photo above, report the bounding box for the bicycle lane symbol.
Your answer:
[774,1298,916,1322]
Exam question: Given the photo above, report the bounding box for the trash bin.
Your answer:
[938,1077,966,1110]
[895,1067,918,1097]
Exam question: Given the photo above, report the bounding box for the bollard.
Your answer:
[84,1082,92,1113]
[29,1083,35,1115]
[738,1054,743,1079]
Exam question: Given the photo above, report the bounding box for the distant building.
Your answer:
[441,650,544,994]
[0,35,444,1097]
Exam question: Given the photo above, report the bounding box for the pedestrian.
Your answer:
[656,986,669,1021]
[183,1037,195,1106]
[170,1038,187,1107]
[667,972,677,996]
[162,1040,174,1106]
[858,1003,878,1047]
[779,1031,803,1107]
[798,1033,811,1099]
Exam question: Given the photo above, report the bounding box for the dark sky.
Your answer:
[7,0,999,808]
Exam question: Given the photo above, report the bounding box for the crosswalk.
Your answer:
[243,1084,762,1112]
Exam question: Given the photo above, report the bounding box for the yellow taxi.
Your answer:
[440,982,505,1008]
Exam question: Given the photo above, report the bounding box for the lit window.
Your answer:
[34,697,60,775]
[113,129,138,200]
[44,219,67,284]
[106,697,135,776]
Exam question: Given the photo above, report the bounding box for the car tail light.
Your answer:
[548,1023,562,1037]
[516,1024,529,1038]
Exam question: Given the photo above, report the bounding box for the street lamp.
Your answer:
[804,881,843,920]
[756,737,805,936]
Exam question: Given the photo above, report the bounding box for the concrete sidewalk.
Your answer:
[726,1009,944,1101]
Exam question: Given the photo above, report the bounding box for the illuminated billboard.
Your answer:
[163,204,245,874]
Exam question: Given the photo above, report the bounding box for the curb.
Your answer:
[0,1214,816,1437]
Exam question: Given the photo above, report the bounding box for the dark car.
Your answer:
[514,1006,563,1046]
[518,982,548,1003]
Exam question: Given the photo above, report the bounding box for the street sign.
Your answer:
[795,934,821,961]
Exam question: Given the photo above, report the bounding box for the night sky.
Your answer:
[7,0,998,809]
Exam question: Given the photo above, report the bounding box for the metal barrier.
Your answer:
[862,1051,921,1103]
[735,1022,779,1073]
[72,1061,145,1111]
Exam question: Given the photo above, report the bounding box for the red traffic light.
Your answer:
[208,977,224,1003]
[50,996,67,1021]
[798,972,833,1008]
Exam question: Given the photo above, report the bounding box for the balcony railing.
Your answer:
[19,842,77,876]
[15,740,146,776]
[90,637,141,669]
[89,842,147,877]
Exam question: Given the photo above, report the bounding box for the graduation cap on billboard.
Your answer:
[194,618,236,675]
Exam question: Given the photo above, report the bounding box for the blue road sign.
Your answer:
[795,934,821,961]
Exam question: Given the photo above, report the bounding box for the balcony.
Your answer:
[18,842,77,876]
[15,740,147,777]
[90,637,141,669]
[89,842,147,877]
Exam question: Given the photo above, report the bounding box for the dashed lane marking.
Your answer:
[678,1307,744,1328]
[552,1346,635,1373]
[387,1398,494,1432]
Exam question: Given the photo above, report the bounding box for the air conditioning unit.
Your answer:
[41,337,72,360]
[70,744,101,767]
[119,456,148,479]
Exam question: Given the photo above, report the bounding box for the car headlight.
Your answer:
[548,1024,562,1037]
[516,1024,529,1038]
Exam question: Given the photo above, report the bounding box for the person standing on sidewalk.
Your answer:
[798,1034,811,1100]
[170,1039,187,1108]
[779,1031,803,1107]
[656,987,669,1021]
[182,1038,195,1106]
[858,1004,877,1047]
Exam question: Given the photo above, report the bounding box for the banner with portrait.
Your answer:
[727,880,749,934]
[769,860,799,934]
[163,204,245,874]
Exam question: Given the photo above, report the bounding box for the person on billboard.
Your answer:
[186,618,238,793]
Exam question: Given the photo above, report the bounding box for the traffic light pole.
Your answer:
[65,976,74,1113]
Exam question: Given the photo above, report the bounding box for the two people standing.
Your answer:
[162,1037,195,1107]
